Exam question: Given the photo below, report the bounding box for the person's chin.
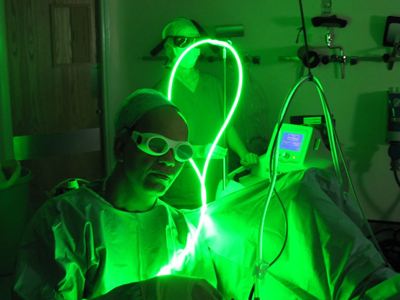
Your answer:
[145,175,172,194]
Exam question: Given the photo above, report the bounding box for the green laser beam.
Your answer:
[158,39,243,275]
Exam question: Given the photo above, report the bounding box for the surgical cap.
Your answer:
[115,89,178,135]
[162,18,200,39]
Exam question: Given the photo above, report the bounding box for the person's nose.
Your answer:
[158,149,176,167]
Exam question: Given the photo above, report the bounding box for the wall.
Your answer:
[102,0,400,221]
[4,0,103,211]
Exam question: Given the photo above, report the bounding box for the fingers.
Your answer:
[240,152,259,167]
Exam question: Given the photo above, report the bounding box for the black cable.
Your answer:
[248,284,255,300]
[248,189,289,300]
[298,0,313,77]
[269,189,289,266]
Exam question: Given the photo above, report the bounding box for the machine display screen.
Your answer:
[280,132,304,152]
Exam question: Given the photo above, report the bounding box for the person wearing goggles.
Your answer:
[13,89,221,300]
[110,91,192,207]
[166,35,199,48]
[162,18,201,70]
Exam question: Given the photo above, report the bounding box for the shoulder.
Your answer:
[49,186,103,210]
[30,187,106,230]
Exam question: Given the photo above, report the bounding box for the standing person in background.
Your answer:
[155,17,258,209]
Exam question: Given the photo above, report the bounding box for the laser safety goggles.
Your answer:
[150,35,202,56]
[132,131,193,162]
[167,35,199,48]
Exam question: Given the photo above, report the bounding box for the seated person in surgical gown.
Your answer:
[13,89,220,300]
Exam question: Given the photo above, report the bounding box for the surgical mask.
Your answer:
[132,131,194,162]
[173,47,200,69]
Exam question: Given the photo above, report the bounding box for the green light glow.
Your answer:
[257,76,310,278]
[312,77,341,181]
[255,75,340,298]
[159,39,243,275]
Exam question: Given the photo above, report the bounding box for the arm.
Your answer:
[13,206,87,300]
[226,127,259,167]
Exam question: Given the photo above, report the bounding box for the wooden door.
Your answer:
[5,0,103,210]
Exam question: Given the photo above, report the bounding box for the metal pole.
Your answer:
[0,0,15,164]
[98,0,114,175]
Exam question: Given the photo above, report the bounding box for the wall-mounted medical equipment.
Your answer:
[281,14,400,76]
[290,0,349,78]
[383,16,400,70]
[311,0,348,79]
[214,24,244,38]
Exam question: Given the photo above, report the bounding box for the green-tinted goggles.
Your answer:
[132,131,193,162]
[167,35,199,48]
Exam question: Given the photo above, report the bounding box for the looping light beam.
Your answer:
[158,39,243,275]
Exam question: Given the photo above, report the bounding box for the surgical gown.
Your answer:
[14,186,217,299]
[187,168,400,299]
